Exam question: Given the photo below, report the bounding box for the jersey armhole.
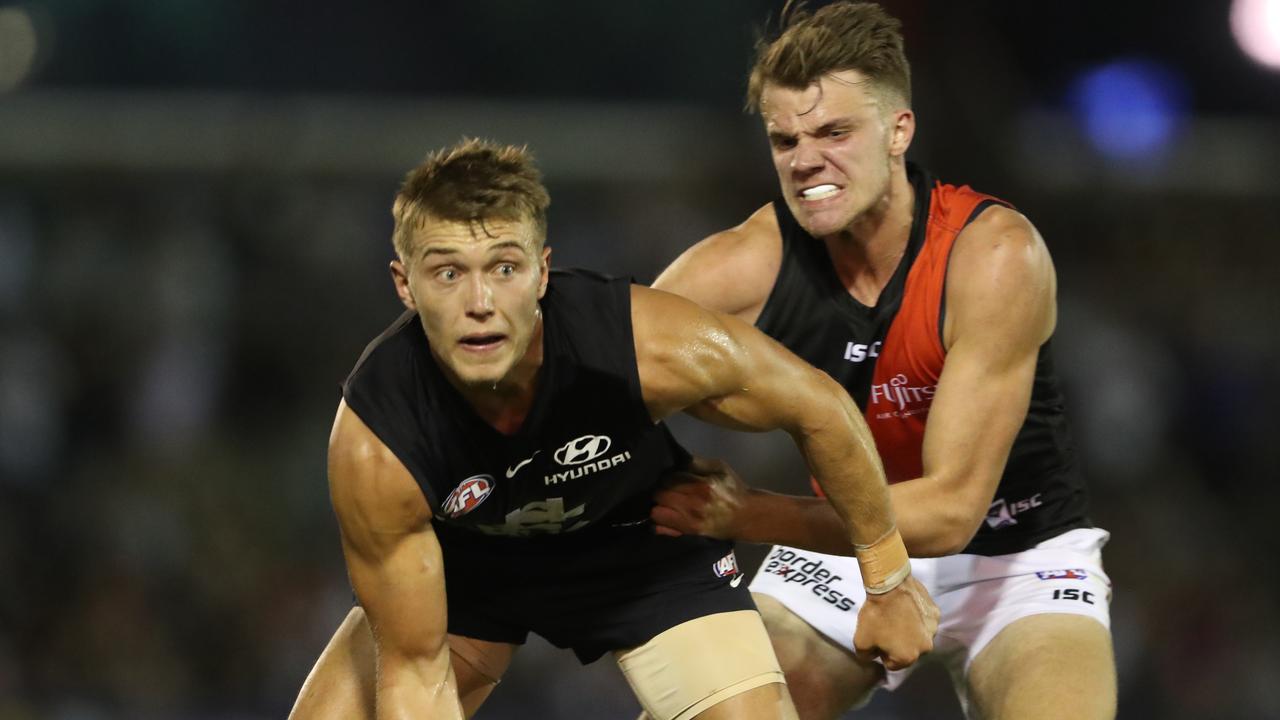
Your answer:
[938,198,1012,349]
[341,368,443,514]
[752,201,794,332]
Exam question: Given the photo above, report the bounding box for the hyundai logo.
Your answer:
[553,434,612,465]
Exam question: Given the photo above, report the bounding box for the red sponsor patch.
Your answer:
[441,475,494,518]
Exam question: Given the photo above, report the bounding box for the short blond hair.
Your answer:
[392,138,551,259]
[747,1,911,112]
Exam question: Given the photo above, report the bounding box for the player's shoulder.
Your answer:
[945,204,1056,345]
[951,204,1050,277]
[346,310,420,383]
[704,202,783,250]
[652,203,782,319]
[329,400,432,525]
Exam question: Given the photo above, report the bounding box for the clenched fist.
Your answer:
[853,573,939,671]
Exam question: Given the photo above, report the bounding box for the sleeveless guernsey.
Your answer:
[339,268,749,662]
[756,164,1090,556]
[343,269,687,537]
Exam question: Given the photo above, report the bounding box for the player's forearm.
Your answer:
[738,480,978,558]
[376,653,465,720]
[793,398,895,547]
[886,476,983,556]
[736,489,859,554]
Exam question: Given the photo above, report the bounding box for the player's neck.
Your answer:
[457,321,545,435]
[822,168,914,306]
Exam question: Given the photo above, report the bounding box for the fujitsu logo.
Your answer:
[554,434,612,465]
[869,374,936,417]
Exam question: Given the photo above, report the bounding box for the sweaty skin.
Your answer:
[650,66,1115,720]
[651,71,1054,558]
[651,205,1057,558]
[294,215,938,720]
[630,284,939,672]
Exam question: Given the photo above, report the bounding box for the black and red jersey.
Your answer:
[756,164,1090,556]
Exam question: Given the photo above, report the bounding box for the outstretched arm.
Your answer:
[328,400,463,720]
[652,206,1057,557]
[635,284,894,551]
[633,284,938,669]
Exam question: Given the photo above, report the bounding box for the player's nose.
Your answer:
[464,275,495,318]
[790,138,824,172]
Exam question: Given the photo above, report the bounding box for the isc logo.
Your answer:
[1051,588,1096,605]
[843,341,881,363]
[441,474,494,519]
[985,493,1043,529]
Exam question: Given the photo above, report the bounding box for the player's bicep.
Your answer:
[919,338,1038,512]
[633,284,834,433]
[328,402,448,661]
[686,321,838,435]
[923,209,1056,510]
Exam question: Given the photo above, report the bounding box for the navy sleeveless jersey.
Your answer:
[755,164,1091,556]
[341,268,690,537]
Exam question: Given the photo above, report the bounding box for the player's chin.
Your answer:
[452,356,512,387]
[795,205,856,237]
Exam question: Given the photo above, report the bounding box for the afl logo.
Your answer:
[554,434,612,465]
[441,474,494,519]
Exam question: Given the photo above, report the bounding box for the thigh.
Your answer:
[929,528,1114,718]
[965,614,1116,720]
[617,609,790,720]
[755,593,882,720]
[694,681,796,720]
[287,606,517,720]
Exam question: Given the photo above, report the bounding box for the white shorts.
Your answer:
[749,527,1112,691]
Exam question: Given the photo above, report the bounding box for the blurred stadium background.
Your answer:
[1,1,1278,718]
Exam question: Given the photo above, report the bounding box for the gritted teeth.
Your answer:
[800,184,841,200]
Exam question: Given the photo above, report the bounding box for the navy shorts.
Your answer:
[435,522,753,663]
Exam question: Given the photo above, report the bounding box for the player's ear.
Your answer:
[390,259,416,311]
[536,246,552,299]
[889,108,915,157]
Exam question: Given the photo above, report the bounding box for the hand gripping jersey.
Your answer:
[756,164,1090,556]
[342,269,689,537]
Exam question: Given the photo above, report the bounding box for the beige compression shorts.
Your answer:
[616,609,786,720]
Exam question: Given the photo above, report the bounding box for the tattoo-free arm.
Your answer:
[651,204,781,325]
[634,284,894,550]
[634,285,938,668]
[328,401,464,720]
[653,207,1057,557]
